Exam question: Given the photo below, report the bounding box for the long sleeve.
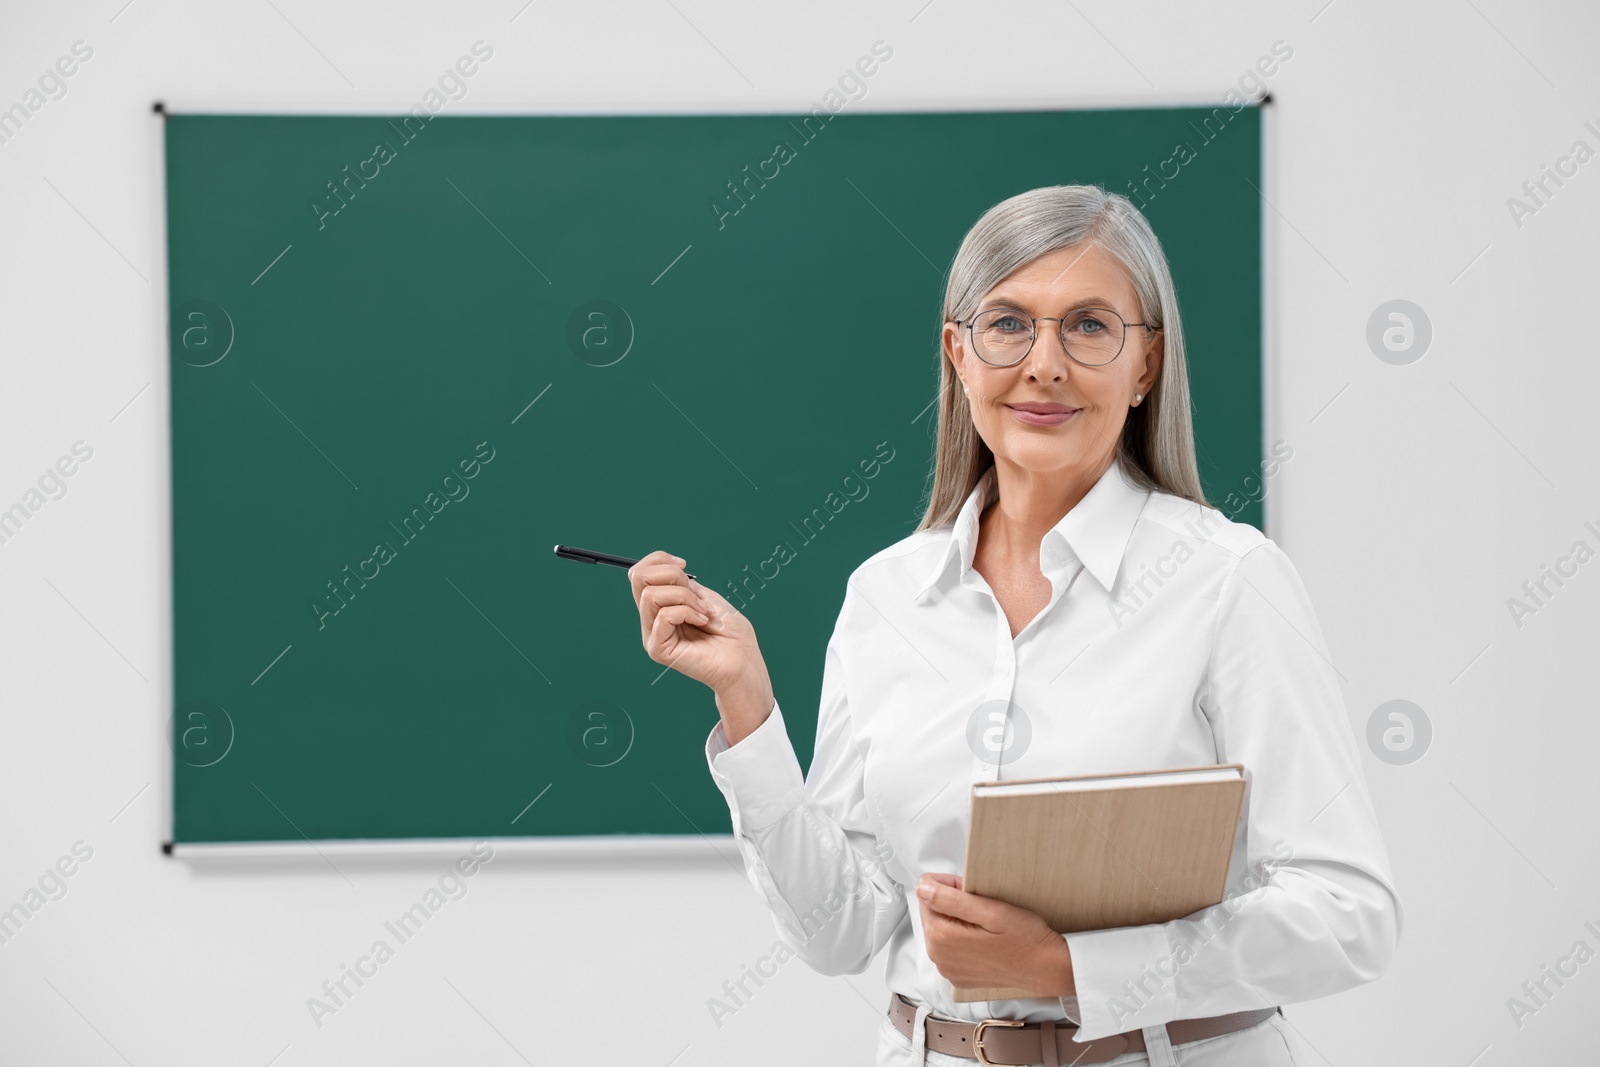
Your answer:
[1059,540,1403,1041]
[704,584,908,976]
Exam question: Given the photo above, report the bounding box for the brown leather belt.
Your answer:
[887,992,1280,1065]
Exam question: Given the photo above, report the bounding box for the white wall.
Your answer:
[3,1,1598,1063]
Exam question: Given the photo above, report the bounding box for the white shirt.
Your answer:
[704,455,1402,1055]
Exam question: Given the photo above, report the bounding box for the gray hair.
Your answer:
[915,184,1210,532]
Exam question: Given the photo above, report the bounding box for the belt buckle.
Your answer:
[971,1017,1026,1067]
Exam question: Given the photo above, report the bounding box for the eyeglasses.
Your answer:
[953,306,1157,368]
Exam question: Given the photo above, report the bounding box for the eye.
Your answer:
[975,309,1032,333]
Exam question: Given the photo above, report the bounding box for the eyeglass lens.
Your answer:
[970,307,1127,366]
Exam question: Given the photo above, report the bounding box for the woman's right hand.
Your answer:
[628,550,775,736]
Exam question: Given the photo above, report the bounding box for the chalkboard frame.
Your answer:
[158,96,1271,855]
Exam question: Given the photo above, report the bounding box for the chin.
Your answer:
[999,438,1077,467]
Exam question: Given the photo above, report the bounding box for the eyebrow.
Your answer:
[982,294,1124,313]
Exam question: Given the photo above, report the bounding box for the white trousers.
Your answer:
[877,1007,1311,1067]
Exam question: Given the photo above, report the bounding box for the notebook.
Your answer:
[952,763,1247,1002]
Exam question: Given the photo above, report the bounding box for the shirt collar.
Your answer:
[912,456,1151,603]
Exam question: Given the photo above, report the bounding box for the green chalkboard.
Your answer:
[165,105,1263,844]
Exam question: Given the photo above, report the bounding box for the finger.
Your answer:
[628,549,680,581]
[688,581,746,629]
[628,551,688,600]
[658,603,711,629]
[640,583,709,616]
[685,580,727,623]
[920,881,1004,929]
[915,872,961,904]
[632,558,694,638]
[916,898,940,937]
[648,603,708,657]
[917,900,964,948]
[639,584,710,644]
[632,567,693,624]
[630,561,690,598]
[646,609,678,662]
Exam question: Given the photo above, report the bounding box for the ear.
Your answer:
[1135,328,1164,399]
[942,320,968,387]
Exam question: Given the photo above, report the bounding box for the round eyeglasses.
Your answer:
[954,306,1157,368]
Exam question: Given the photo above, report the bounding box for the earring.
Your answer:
[1134,393,1142,405]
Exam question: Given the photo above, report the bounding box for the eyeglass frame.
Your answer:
[951,305,1160,368]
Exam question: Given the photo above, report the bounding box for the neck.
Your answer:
[980,453,1115,562]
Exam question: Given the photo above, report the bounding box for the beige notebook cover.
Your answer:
[952,763,1246,1002]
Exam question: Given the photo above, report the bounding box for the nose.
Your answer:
[1020,321,1071,378]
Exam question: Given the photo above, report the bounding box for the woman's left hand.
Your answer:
[916,872,1076,997]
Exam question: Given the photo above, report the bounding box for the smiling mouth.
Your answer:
[1005,404,1080,425]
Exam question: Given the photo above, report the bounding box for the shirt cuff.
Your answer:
[703,699,806,832]
[1058,989,1082,1025]
[1061,924,1177,1042]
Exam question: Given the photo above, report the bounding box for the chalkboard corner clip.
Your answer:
[161,840,174,856]
[153,100,166,116]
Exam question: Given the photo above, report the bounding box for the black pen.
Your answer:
[554,544,697,581]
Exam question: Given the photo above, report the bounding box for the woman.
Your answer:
[630,185,1401,1067]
